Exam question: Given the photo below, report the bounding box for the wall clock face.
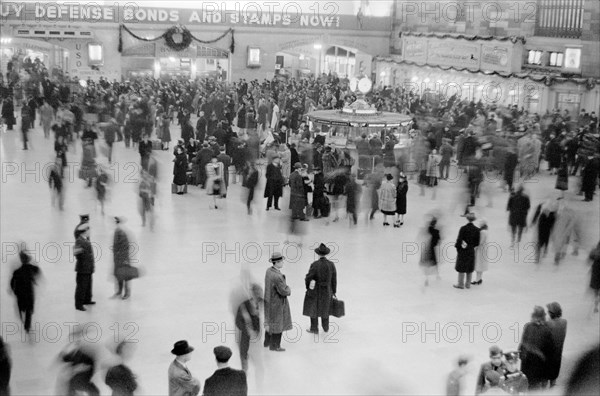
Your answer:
[358,77,372,94]
[349,77,358,92]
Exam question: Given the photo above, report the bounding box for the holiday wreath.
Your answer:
[164,26,192,51]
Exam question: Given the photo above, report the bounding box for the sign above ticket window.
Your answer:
[1,3,389,31]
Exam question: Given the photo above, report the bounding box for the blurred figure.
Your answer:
[58,326,100,396]
[139,169,156,229]
[506,185,530,247]
[264,156,284,211]
[9,249,41,333]
[555,156,569,198]
[472,221,489,285]
[503,146,518,193]
[394,173,408,227]
[531,199,557,263]
[289,162,307,221]
[475,345,506,395]
[40,98,54,138]
[48,156,64,210]
[502,352,528,395]
[203,346,247,396]
[95,162,110,215]
[345,173,361,226]
[241,161,259,215]
[0,336,10,396]
[589,242,600,313]
[234,282,263,376]
[581,156,599,202]
[378,174,396,226]
[206,156,226,208]
[105,341,138,396]
[564,344,600,396]
[553,200,581,265]
[311,167,326,218]
[446,355,469,396]
[303,243,337,334]
[79,122,98,187]
[519,306,555,390]
[454,213,480,289]
[546,302,567,388]
[173,146,188,195]
[263,252,292,352]
[168,340,201,396]
[420,216,441,287]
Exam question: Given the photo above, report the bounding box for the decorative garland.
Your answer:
[400,31,526,45]
[118,24,235,54]
[374,56,598,89]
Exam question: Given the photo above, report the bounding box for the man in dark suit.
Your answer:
[10,250,41,333]
[453,212,480,289]
[196,111,207,142]
[138,135,153,171]
[74,223,95,311]
[303,243,337,334]
[204,346,247,396]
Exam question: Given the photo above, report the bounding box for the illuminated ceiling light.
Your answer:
[313,43,322,50]
[169,57,176,62]
[299,54,305,60]
[411,76,418,82]
[424,78,430,83]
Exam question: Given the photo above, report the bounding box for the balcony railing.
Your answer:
[535,0,584,39]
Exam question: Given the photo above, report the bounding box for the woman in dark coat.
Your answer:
[394,173,408,227]
[532,199,557,262]
[519,306,556,390]
[312,168,326,218]
[345,173,361,225]
[581,157,599,202]
[555,155,569,197]
[264,157,284,210]
[420,217,441,286]
[112,219,132,299]
[172,146,188,194]
[237,102,247,129]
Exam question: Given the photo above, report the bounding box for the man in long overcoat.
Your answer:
[264,252,292,352]
[453,213,480,289]
[507,185,531,246]
[289,162,307,220]
[303,243,337,334]
[74,224,95,311]
[519,306,556,390]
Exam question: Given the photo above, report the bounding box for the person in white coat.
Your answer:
[472,221,488,285]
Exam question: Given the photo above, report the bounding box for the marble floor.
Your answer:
[1,120,599,395]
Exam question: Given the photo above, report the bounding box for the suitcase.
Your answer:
[152,140,162,150]
[330,296,345,318]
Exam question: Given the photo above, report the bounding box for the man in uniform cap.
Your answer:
[475,345,507,395]
[264,252,292,352]
[168,340,201,396]
[203,346,247,396]
[73,223,95,311]
[303,243,337,334]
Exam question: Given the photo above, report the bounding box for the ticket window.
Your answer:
[556,93,581,117]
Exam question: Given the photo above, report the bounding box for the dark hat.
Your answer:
[489,345,503,357]
[171,340,194,356]
[79,214,90,222]
[399,172,406,179]
[269,252,284,263]
[114,216,126,224]
[504,351,520,362]
[76,223,90,233]
[293,162,302,169]
[213,345,232,363]
[314,243,331,256]
[19,250,31,264]
[466,212,476,222]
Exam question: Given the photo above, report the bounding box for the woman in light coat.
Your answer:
[472,221,488,285]
[377,174,397,226]
[206,157,226,208]
[279,144,291,183]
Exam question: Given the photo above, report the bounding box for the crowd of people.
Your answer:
[1,55,600,395]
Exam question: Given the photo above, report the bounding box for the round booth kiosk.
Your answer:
[305,78,413,179]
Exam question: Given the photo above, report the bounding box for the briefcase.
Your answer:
[330,296,345,318]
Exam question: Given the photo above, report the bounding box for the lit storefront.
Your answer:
[1,3,391,82]
[375,32,600,114]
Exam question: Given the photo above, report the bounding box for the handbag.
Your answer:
[116,265,139,281]
[330,295,345,318]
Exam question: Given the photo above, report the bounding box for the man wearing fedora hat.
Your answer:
[303,243,337,334]
[168,340,201,396]
[264,252,292,352]
[453,212,480,289]
[204,346,247,396]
